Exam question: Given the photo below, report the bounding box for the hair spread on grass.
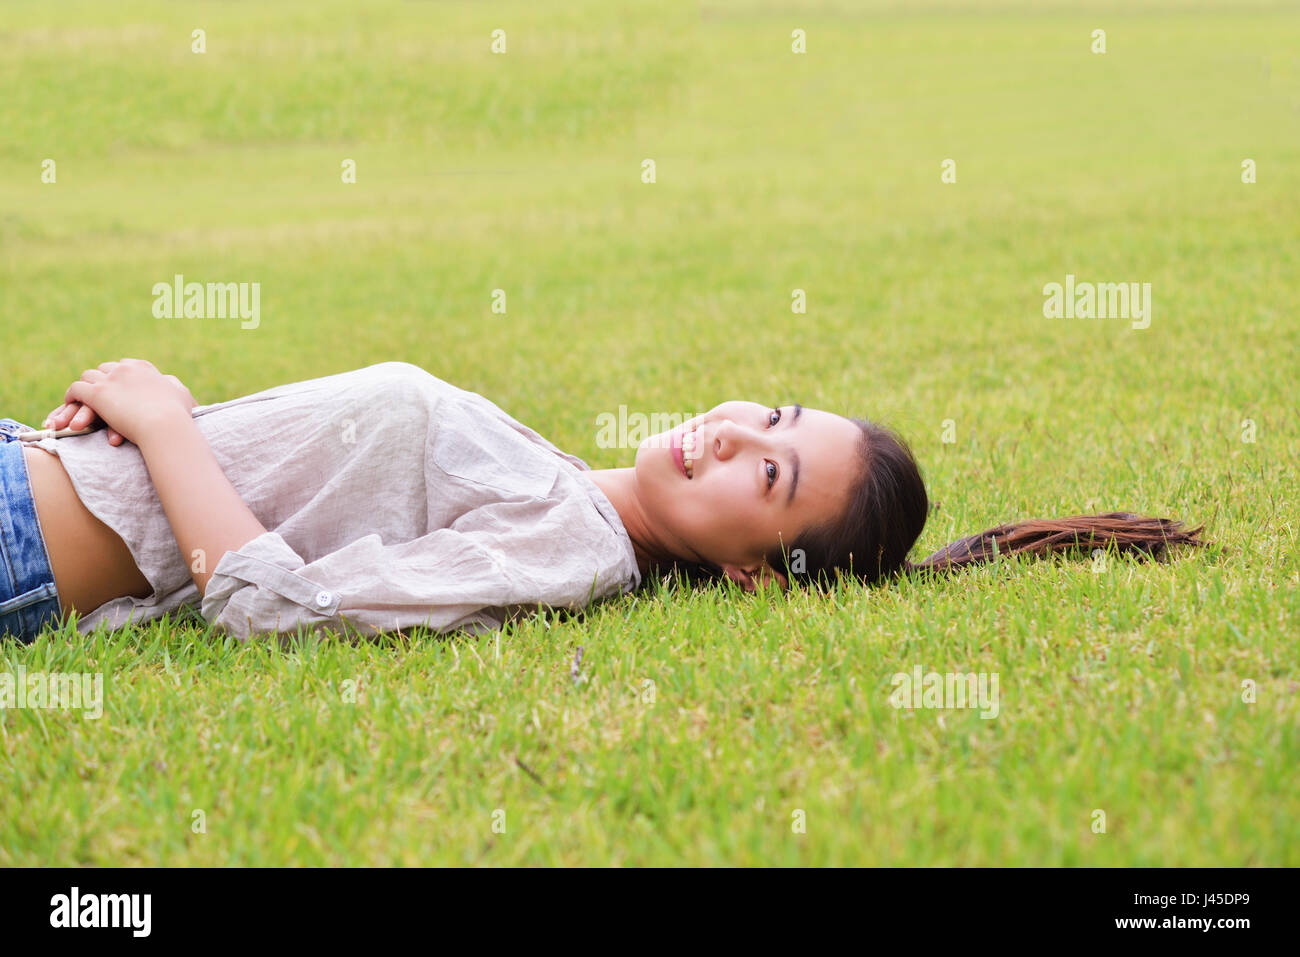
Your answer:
[782,420,1206,589]
[668,420,1206,590]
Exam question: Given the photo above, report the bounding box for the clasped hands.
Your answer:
[43,359,198,447]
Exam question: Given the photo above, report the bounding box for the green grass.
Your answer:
[1,0,1297,865]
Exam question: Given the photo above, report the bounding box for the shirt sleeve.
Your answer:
[198,523,613,641]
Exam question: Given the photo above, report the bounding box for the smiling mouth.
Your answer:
[682,427,698,479]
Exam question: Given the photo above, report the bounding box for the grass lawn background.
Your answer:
[0,0,1296,865]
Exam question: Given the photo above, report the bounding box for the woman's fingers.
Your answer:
[44,401,123,444]
[49,366,114,427]
[45,402,82,429]
[49,366,145,443]
[69,403,99,431]
[64,370,103,405]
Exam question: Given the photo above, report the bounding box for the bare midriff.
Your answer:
[21,446,153,619]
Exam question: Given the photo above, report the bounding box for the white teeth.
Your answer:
[682,429,696,478]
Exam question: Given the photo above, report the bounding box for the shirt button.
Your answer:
[314,590,334,608]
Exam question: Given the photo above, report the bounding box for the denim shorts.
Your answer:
[0,417,63,642]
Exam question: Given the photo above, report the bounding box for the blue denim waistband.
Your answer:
[0,418,63,643]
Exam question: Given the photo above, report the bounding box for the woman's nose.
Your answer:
[712,419,763,460]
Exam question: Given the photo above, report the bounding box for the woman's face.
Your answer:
[633,401,864,588]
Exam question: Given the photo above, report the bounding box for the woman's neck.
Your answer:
[579,467,678,575]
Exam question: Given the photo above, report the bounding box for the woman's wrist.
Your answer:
[132,404,197,454]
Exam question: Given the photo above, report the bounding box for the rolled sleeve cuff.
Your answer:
[201,531,343,631]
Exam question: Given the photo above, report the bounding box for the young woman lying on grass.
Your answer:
[0,359,1204,642]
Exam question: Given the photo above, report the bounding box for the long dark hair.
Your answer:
[663,419,1206,589]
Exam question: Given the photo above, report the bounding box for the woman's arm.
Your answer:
[62,359,267,596]
[135,407,268,596]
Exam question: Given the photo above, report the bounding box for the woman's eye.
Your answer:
[765,461,778,488]
[768,408,781,428]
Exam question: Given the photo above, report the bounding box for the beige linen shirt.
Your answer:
[30,362,641,639]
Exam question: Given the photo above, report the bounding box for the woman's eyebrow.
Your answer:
[786,404,803,506]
